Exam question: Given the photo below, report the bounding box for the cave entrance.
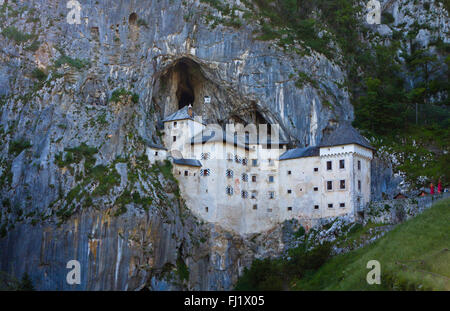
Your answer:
[174,61,196,109]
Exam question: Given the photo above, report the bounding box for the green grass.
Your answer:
[292,198,450,290]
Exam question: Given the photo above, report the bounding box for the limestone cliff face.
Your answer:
[0,0,446,290]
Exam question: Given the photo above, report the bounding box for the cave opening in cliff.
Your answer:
[175,60,196,109]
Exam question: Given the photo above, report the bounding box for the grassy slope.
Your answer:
[292,198,450,291]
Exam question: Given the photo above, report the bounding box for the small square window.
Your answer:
[327,161,332,170]
[253,204,257,210]
[340,203,345,208]
[252,159,258,166]
[314,167,319,172]
[340,159,345,169]
[287,189,292,194]
[288,170,292,175]
[314,187,318,191]
[252,175,257,182]
[340,180,346,189]
[328,203,333,208]
[314,205,319,210]
[287,207,292,211]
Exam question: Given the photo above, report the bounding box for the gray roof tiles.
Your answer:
[172,158,202,167]
[319,124,375,150]
[279,146,320,160]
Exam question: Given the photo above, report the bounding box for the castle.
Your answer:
[146,105,375,234]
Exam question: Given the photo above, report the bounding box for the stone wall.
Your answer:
[364,193,450,225]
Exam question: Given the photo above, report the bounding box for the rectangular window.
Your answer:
[252,159,258,166]
[314,167,319,172]
[328,203,333,208]
[269,191,275,199]
[184,171,188,176]
[314,205,319,210]
[173,136,177,142]
[340,203,345,208]
[340,159,345,169]
[358,160,361,170]
[251,191,257,199]
[267,208,273,212]
[269,175,274,183]
[288,170,292,175]
[205,207,208,213]
[287,207,292,211]
[327,161,332,170]
[155,151,158,156]
[252,175,257,182]
[327,181,333,191]
[358,180,361,191]
[314,187,318,191]
[253,204,257,210]
[340,180,346,189]
[287,189,292,194]
[173,122,177,127]
[268,159,274,166]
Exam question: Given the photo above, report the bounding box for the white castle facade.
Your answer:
[147,105,374,234]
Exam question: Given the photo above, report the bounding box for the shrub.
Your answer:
[31,68,47,82]
[2,26,34,42]
[9,139,32,156]
[54,55,90,70]
[109,88,139,104]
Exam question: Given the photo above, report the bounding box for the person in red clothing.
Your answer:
[430,182,435,195]
[438,179,442,194]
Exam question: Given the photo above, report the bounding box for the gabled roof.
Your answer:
[147,142,167,150]
[279,146,320,161]
[191,131,249,150]
[162,106,197,123]
[173,158,202,167]
[319,124,375,150]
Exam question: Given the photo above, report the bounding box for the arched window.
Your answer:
[129,13,138,25]
[241,173,248,182]
[226,169,233,178]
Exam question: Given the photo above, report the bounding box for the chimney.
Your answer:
[187,104,193,117]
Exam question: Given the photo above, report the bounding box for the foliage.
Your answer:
[31,68,47,82]
[9,139,32,156]
[2,26,34,42]
[109,88,139,104]
[235,242,332,290]
[292,198,450,290]
[54,54,90,70]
